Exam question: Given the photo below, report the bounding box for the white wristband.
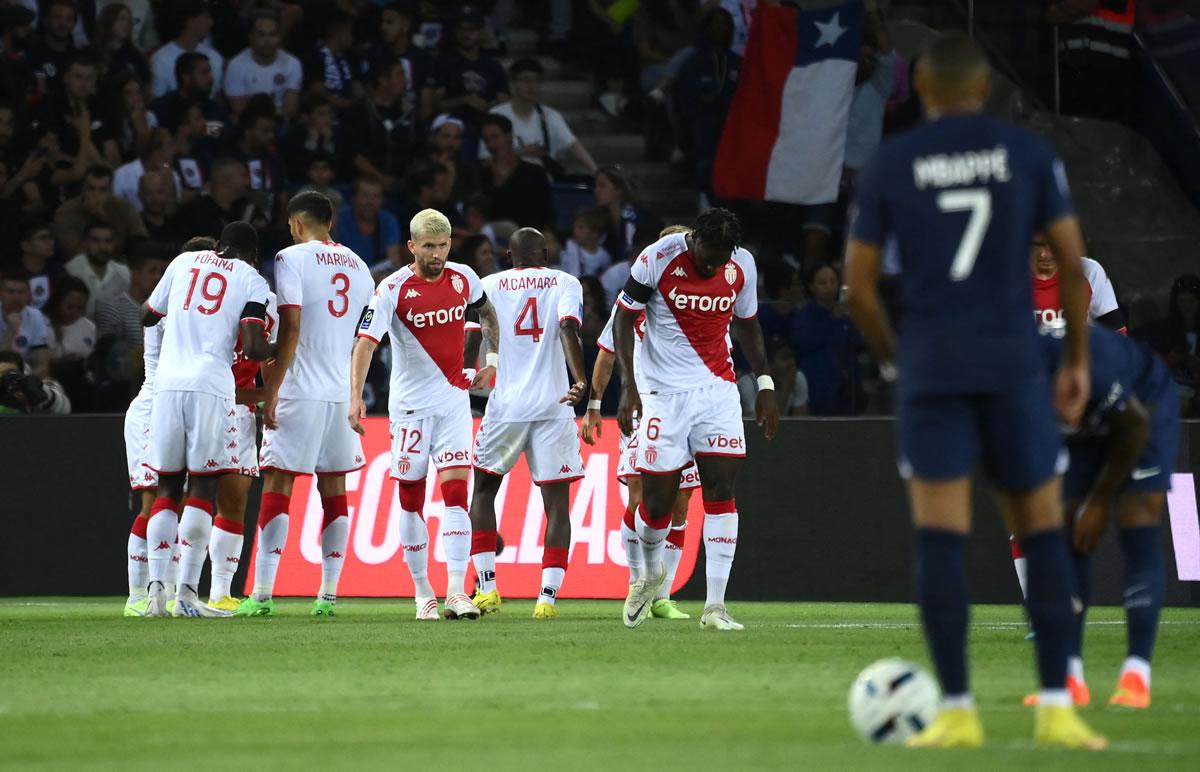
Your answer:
[587,399,602,411]
[485,352,499,368]
[879,361,897,383]
[756,375,775,392]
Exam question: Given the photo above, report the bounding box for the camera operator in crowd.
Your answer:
[0,352,71,414]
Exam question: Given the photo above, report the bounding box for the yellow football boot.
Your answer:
[905,707,984,749]
[1034,705,1109,750]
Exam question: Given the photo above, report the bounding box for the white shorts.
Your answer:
[473,417,583,485]
[230,405,260,477]
[636,381,745,475]
[124,393,156,490]
[261,399,365,476]
[390,408,473,481]
[617,422,700,490]
[148,390,238,475]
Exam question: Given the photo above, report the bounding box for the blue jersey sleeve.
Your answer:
[1035,147,1074,229]
[1079,335,1131,435]
[848,154,888,247]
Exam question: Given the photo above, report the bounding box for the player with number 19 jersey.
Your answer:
[261,241,372,475]
[849,113,1075,488]
[472,266,584,484]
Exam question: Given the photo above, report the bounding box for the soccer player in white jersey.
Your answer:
[614,208,779,630]
[584,300,698,621]
[237,191,373,618]
[141,222,273,617]
[467,228,588,619]
[350,209,500,621]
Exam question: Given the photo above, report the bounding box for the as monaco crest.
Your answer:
[724,263,737,285]
[397,456,412,475]
[451,274,464,294]
[643,445,658,466]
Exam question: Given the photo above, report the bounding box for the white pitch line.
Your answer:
[784,620,1200,630]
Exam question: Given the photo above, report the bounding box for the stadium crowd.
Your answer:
[0,0,1197,420]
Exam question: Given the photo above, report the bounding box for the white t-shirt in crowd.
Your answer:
[558,239,611,278]
[479,102,578,164]
[150,40,224,98]
[738,370,808,417]
[223,48,303,111]
[0,305,50,354]
[600,260,630,308]
[48,316,96,359]
[114,159,181,212]
[64,254,131,317]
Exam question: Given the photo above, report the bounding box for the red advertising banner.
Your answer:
[245,417,703,598]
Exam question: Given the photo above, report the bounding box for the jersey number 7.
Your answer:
[937,188,992,282]
[515,297,544,343]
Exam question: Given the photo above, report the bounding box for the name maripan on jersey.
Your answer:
[913,146,1011,189]
[315,252,363,269]
[496,274,558,292]
[406,304,465,328]
[667,286,736,312]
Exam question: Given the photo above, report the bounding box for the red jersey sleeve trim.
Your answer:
[616,297,643,312]
[240,317,267,326]
[277,303,301,310]
[357,332,381,343]
[596,341,614,354]
[559,315,581,327]
[146,303,165,317]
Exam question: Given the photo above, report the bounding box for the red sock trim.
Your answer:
[259,491,291,527]
[150,497,178,517]
[542,546,569,570]
[1010,536,1024,560]
[396,479,426,513]
[184,497,214,517]
[130,516,148,538]
[321,494,349,529]
[667,527,686,549]
[702,498,736,515]
[440,478,468,510]
[214,516,244,535]
[622,506,636,530]
[638,503,672,531]
[471,529,497,555]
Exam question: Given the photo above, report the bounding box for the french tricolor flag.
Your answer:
[713,0,863,205]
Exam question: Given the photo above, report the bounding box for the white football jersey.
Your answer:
[617,233,757,395]
[597,301,646,378]
[482,267,583,423]
[147,250,271,398]
[359,261,484,419]
[274,240,373,402]
[140,318,166,396]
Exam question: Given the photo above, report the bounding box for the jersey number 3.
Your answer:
[515,297,544,343]
[329,273,350,317]
[937,188,992,281]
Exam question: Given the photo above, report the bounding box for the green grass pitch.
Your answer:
[2,599,1198,770]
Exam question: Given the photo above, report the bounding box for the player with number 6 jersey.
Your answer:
[238,192,373,619]
[468,228,588,619]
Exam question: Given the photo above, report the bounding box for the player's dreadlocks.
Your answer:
[692,207,741,253]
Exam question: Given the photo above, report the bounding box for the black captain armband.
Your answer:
[468,291,489,310]
[240,301,268,324]
[621,278,653,305]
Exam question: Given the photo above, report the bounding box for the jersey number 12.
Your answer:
[937,188,992,281]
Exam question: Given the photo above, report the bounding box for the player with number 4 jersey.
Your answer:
[238,192,373,619]
[468,228,588,619]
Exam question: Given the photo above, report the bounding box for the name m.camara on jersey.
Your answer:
[844,31,1106,751]
[139,222,273,618]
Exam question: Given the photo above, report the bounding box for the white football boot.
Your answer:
[415,598,441,620]
[443,593,481,620]
[699,604,744,631]
[622,561,665,629]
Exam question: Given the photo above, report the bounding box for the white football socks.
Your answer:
[207,518,243,602]
[1121,656,1151,686]
[539,567,565,605]
[441,505,471,597]
[252,513,289,601]
[703,511,738,608]
[473,551,497,594]
[1068,656,1086,683]
[657,525,685,601]
[637,509,670,575]
[319,515,349,601]
[621,517,644,583]
[145,508,178,588]
[176,502,214,596]
[398,507,435,601]
[127,528,148,598]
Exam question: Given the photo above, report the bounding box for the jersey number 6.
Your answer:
[937,188,992,282]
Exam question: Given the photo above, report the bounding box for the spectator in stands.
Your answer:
[436,7,509,127]
[92,3,149,87]
[790,263,863,416]
[174,156,268,243]
[105,72,157,163]
[0,7,37,103]
[0,268,51,376]
[42,274,94,409]
[64,219,129,317]
[0,351,71,414]
[281,92,338,183]
[424,113,480,206]
[25,0,78,96]
[295,151,343,212]
[2,131,74,217]
[335,177,403,273]
[593,165,659,261]
[136,169,182,246]
[95,246,166,379]
[578,0,638,118]
[633,1,698,93]
[113,127,172,209]
[376,1,438,126]
[162,102,213,196]
[223,9,302,121]
[149,0,223,99]
[396,160,459,238]
[234,95,287,221]
[1138,274,1200,418]
[579,274,608,346]
[757,262,801,347]
[14,220,62,310]
[559,206,611,278]
[456,233,497,278]
[53,164,146,257]
[0,101,20,165]
[478,113,555,230]
[149,51,231,148]
[97,0,157,52]
[483,58,598,177]
[843,4,896,178]
[341,54,416,195]
[738,343,809,418]
[304,11,360,112]
[34,51,119,169]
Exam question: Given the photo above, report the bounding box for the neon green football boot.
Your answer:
[234,597,275,617]
[311,599,336,617]
[124,597,150,617]
[650,599,690,619]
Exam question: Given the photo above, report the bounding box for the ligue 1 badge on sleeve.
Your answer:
[451,274,464,294]
[724,263,737,285]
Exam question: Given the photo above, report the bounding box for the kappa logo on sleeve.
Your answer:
[360,309,374,329]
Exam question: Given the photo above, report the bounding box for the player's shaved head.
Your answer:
[915,31,991,116]
[508,227,546,267]
[219,221,259,264]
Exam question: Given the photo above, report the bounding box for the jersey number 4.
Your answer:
[937,188,992,281]
[183,268,227,315]
[515,297,544,343]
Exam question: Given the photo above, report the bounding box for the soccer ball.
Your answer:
[847,658,940,744]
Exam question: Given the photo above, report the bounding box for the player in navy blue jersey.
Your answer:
[845,32,1106,750]
[1031,325,1179,711]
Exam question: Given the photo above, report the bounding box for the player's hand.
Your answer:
[617,387,641,437]
[560,380,587,406]
[470,365,496,390]
[348,397,366,436]
[581,408,602,446]
[1072,499,1108,555]
[755,388,780,440]
[1054,362,1090,428]
[263,390,280,430]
